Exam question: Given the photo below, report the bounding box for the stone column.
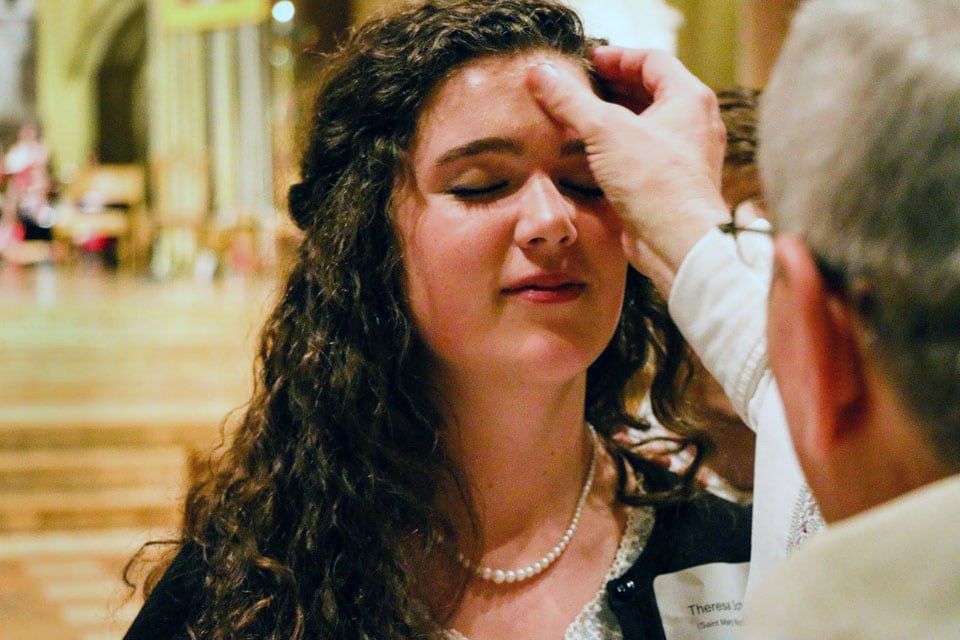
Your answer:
[207,28,239,227]
[236,24,274,226]
[147,9,209,278]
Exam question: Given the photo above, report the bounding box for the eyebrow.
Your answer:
[435,136,588,166]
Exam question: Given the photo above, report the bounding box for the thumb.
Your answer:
[525,62,606,137]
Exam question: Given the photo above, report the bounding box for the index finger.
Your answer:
[591,46,653,112]
[592,46,710,104]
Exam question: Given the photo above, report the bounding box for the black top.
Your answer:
[608,491,751,639]
[124,492,750,640]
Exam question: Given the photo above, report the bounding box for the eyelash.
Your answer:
[447,181,605,201]
[561,182,605,200]
[448,182,508,200]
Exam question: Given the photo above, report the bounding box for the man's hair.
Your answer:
[760,0,960,466]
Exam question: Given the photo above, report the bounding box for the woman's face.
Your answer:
[396,52,628,387]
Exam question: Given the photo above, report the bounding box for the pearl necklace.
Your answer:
[456,424,600,585]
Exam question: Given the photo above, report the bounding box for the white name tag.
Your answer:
[653,562,749,639]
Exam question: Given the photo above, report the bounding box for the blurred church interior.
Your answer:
[0,1,798,637]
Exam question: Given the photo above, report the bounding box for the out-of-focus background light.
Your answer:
[270,44,292,67]
[272,1,296,23]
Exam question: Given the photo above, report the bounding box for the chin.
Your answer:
[505,335,609,383]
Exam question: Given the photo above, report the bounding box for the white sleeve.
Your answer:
[667,228,823,599]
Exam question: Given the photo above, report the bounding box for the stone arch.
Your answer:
[94,5,148,164]
[67,0,146,79]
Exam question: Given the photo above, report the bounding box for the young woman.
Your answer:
[124,2,750,639]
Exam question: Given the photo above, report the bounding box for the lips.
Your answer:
[501,274,586,303]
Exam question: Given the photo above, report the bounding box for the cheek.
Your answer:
[404,216,495,294]
[591,208,629,274]
[767,279,796,381]
[400,215,499,340]
[403,233,461,318]
[585,211,629,282]
[767,283,808,445]
[587,225,629,340]
[402,244,467,360]
[595,203,624,238]
[767,286,789,386]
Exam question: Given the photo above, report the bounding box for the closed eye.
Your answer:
[558,181,604,200]
[447,181,509,201]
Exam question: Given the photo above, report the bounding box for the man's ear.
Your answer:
[769,234,866,459]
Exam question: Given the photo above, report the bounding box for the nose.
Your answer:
[514,176,578,249]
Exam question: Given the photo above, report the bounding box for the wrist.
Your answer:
[629,198,729,288]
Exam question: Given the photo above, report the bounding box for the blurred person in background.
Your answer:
[1,122,56,264]
[2,122,53,239]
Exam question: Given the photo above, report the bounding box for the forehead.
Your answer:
[411,52,592,152]
[426,51,587,106]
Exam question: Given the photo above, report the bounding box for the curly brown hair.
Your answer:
[128,2,703,638]
[717,86,761,167]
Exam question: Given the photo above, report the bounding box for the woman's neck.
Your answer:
[439,371,595,557]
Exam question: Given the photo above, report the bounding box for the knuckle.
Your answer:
[695,84,720,112]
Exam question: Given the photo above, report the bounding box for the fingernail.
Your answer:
[535,62,559,78]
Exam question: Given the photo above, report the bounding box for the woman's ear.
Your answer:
[768,234,866,461]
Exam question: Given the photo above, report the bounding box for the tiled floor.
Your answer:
[0,255,280,639]
[0,528,166,640]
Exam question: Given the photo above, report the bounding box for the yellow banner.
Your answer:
[157,0,270,32]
